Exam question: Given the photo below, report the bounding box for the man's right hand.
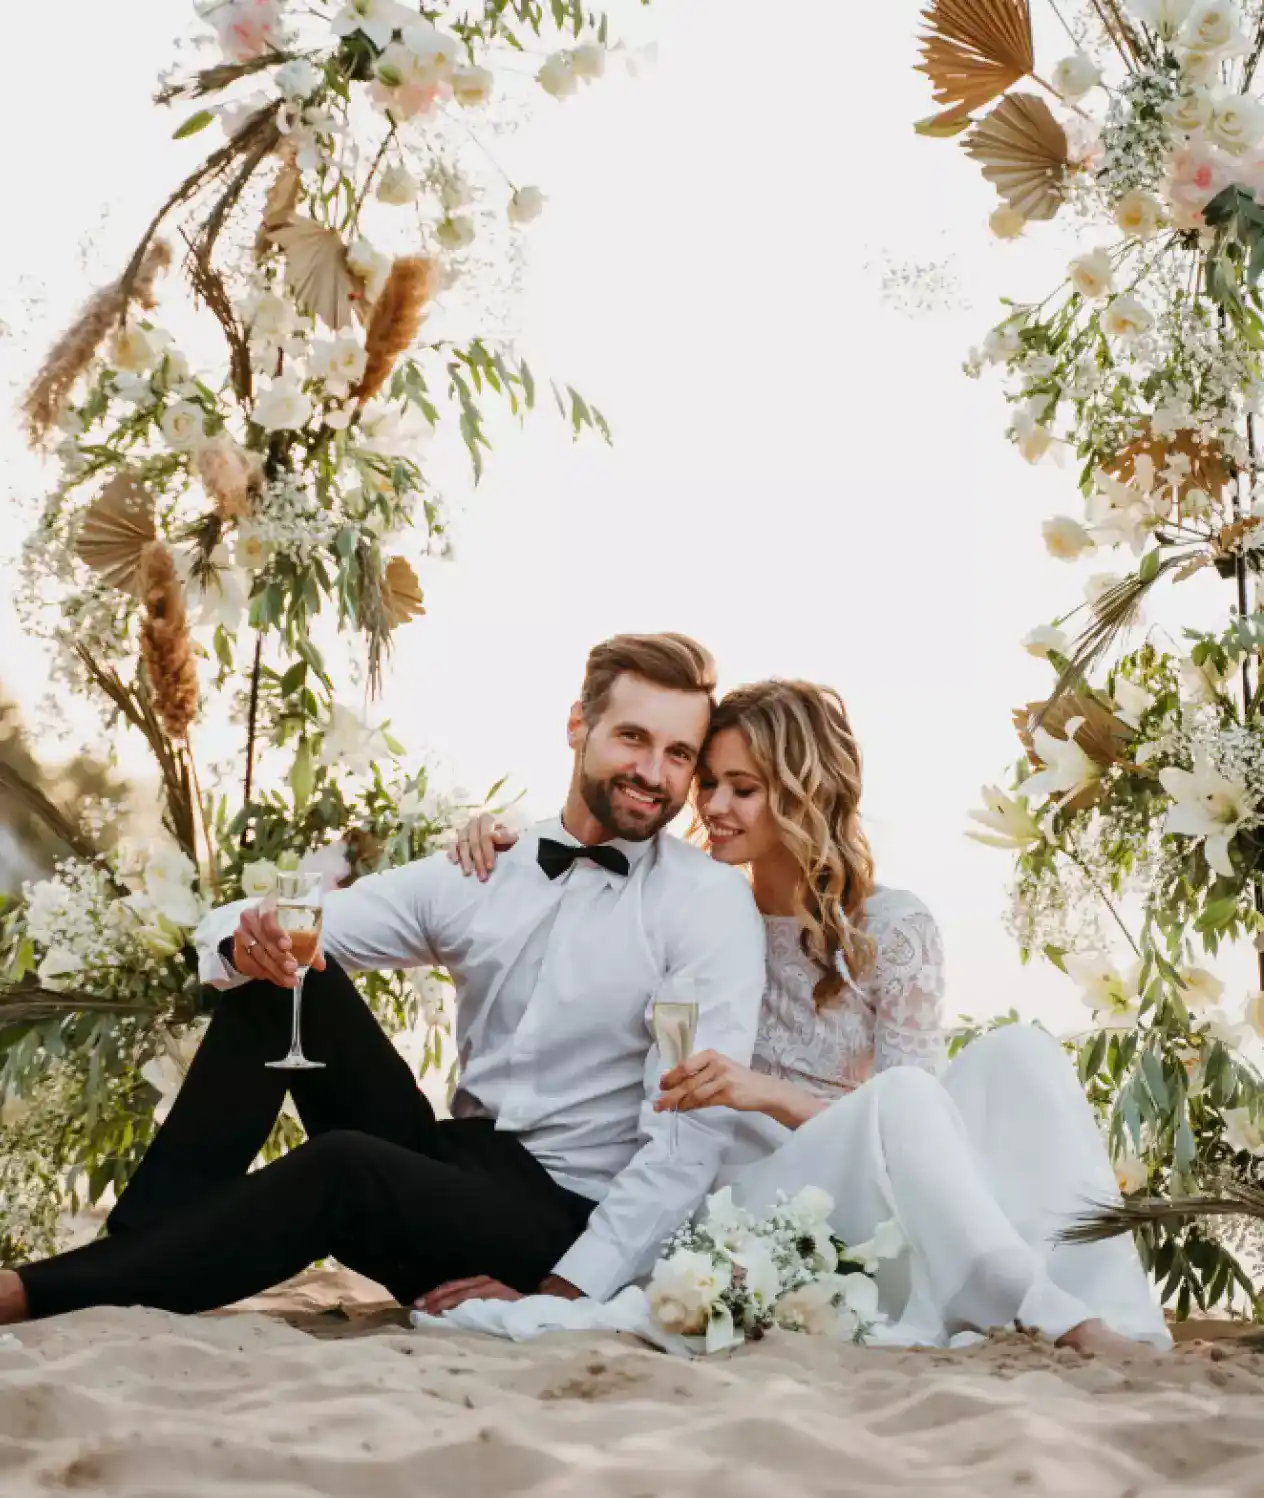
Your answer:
[231,902,326,988]
[447,814,519,882]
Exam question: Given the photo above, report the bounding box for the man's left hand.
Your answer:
[415,1273,583,1315]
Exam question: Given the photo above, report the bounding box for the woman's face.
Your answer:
[695,727,781,864]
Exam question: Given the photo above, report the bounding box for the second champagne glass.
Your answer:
[266,870,326,1071]
[652,976,699,1154]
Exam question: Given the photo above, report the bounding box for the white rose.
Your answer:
[1051,53,1102,100]
[1165,87,1212,138]
[537,51,578,98]
[1128,0,1194,34]
[347,237,391,302]
[647,1248,729,1336]
[241,859,279,898]
[111,324,164,373]
[451,64,494,107]
[309,335,367,398]
[508,185,547,225]
[569,43,607,79]
[1208,89,1264,153]
[253,373,313,433]
[989,205,1027,239]
[1103,294,1155,341]
[1180,1,1247,54]
[1113,1154,1149,1193]
[1043,516,1096,560]
[402,20,462,76]
[1068,248,1115,300]
[1115,189,1164,238]
[1022,623,1070,658]
[774,1279,842,1336]
[244,290,297,340]
[162,400,206,452]
[275,59,324,99]
[787,1185,835,1227]
[436,215,476,252]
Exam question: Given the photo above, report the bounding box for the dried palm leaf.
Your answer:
[75,473,157,596]
[266,217,366,331]
[382,555,426,628]
[963,92,1069,220]
[0,758,108,876]
[1213,516,1264,563]
[916,0,1034,126]
[1059,1182,1264,1245]
[1013,687,1132,770]
[0,984,194,1023]
[1105,429,1230,502]
[156,53,294,106]
[355,257,433,403]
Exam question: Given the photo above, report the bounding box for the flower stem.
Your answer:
[1062,839,1142,957]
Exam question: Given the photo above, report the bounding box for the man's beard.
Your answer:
[580,763,680,842]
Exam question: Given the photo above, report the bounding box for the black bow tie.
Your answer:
[537,837,630,881]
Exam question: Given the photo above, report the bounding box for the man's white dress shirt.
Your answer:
[195,818,767,1301]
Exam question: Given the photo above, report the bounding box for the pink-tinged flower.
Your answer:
[1164,141,1234,220]
[368,78,444,120]
[209,0,284,63]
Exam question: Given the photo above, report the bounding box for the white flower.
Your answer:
[1068,248,1115,301]
[436,215,476,252]
[161,400,206,452]
[1043,515,1096,560]
[731,1239,783,1310]
[332,0,410,50]
[647,1248,730,1336]
[275,58,324,99]
[1178,653,1228,703]
[244,289,298,341]
[1114,1153,1149,1193]
[1179,2,1248,56]
[967,787,1044,850]
[347,237,391,302]
[253,373,313,432]
[774,1278,844,1336]
[1165,88,1215,134]
[1177,965,1225,1011]
[1112,677,1154,729]
[1022,624,1070,658]
[179,543,250,633]
[207,0,284,62]
[235,523,274,572]
[508,186,547,225]
[1011,402,1055,464]
[299,842,351,891]
[1103,294,1155,341]
[1245,990,1264,1038]
[141,1021,208,1124]
[786,1185,835,1228]
[845,1218,907,1275]
[1115,189,1164,238]
[1022,720,1102,802]
[451,64,493,107]
[111,324,166,373]
[401,20,462,76]
[1207,86,1264,154]
[1222,1106,1264,1155]
[982,324,1023,364]
[357,399,435,457]
[537,51,579,99]
[241,859,279,898]
[834,1272,883,1337]
[308,335,367,398]
[1085,571,1128,609]
[319,702,395,775]
[112,371,156,408]
[37,946,83,987]
[1064,952,1143,1023]
[1202,1007,1248,1048]
[1051,53,1102,100]
[376,162,419,205]
[988,205,1027,239]
[570,43,607,80]
[1160,754,1253,876]
[704,1303,744,1354]
[1128,0,1194,34]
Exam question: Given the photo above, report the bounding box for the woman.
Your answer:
[452,680,1170,1353]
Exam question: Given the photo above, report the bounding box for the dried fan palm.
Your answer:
[964,92,1069,220]
[139,542,199,742]
[266,216,366,331]
[916,0,1034,126]
[355,257,433,403]
[1013,687,1133,771]
[1059,1182,1264,1246]
[21,239,172,446]
[75,473,158,596]
[382,555,426,628]
[1105,429,1230,502]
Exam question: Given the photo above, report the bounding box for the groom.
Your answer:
[5,632,766,1322]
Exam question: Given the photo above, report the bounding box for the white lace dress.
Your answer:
[717,887,1171,1348]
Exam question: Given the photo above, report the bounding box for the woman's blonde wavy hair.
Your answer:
[702,680,876,1007]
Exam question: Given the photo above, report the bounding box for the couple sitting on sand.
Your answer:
[0,633,1171,1352]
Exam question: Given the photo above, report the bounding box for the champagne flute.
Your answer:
[653,976,699,1154]
[266,870,326,1071]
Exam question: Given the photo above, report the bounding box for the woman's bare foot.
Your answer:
[1056,1318,1160,1359]
[0,1271,30,1325]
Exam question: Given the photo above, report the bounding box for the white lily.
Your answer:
[332,0,410,50]
[1159,754,1252,876]
[1176,965,1225,1012]
[1020,719,1102,802]
[318,702,396,775]
[845,1218,907,1274]
[1112,677,1155,729]
[1222,1105,1264,1155]
[1064,952,1143,1025]
[966,786,1044,849]
[1199,1008,1247,1049]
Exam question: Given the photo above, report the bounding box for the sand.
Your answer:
[0,1268,1261,1497]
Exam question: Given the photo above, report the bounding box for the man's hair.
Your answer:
[580,633,717,726]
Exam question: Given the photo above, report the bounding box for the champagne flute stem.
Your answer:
[288,967,308,1059]
[669,1106,679,1154]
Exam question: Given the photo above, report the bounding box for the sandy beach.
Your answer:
[0,1269,1256,1497]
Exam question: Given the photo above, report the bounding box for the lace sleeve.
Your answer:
[867,904,946,1076]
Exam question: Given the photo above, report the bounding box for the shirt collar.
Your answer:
[533,815,657,870]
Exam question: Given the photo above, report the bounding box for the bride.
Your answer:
[451,679,1171,1353]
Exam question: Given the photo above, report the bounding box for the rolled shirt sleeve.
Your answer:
[551,869,767,1300]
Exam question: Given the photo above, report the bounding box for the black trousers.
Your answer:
[18,961,594,1319]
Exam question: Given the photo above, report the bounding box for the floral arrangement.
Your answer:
[646,1186,905,1354]
[915,0,1264,1312]
[0,0,647,1256]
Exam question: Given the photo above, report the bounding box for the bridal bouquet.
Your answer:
[646,1186,905,1354]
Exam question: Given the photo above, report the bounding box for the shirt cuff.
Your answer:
[198,931,250,990]
[550,1231,635,1303]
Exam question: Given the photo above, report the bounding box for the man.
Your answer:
[0,633,766,1323]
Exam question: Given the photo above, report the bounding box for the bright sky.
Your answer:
[2,0,1260,1031]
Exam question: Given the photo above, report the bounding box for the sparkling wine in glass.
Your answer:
[653,977,699,1154]
[266,870,326,1071]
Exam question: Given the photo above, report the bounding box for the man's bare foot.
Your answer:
[0,1271,30,1325]
[1056,1318,1160,1358]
